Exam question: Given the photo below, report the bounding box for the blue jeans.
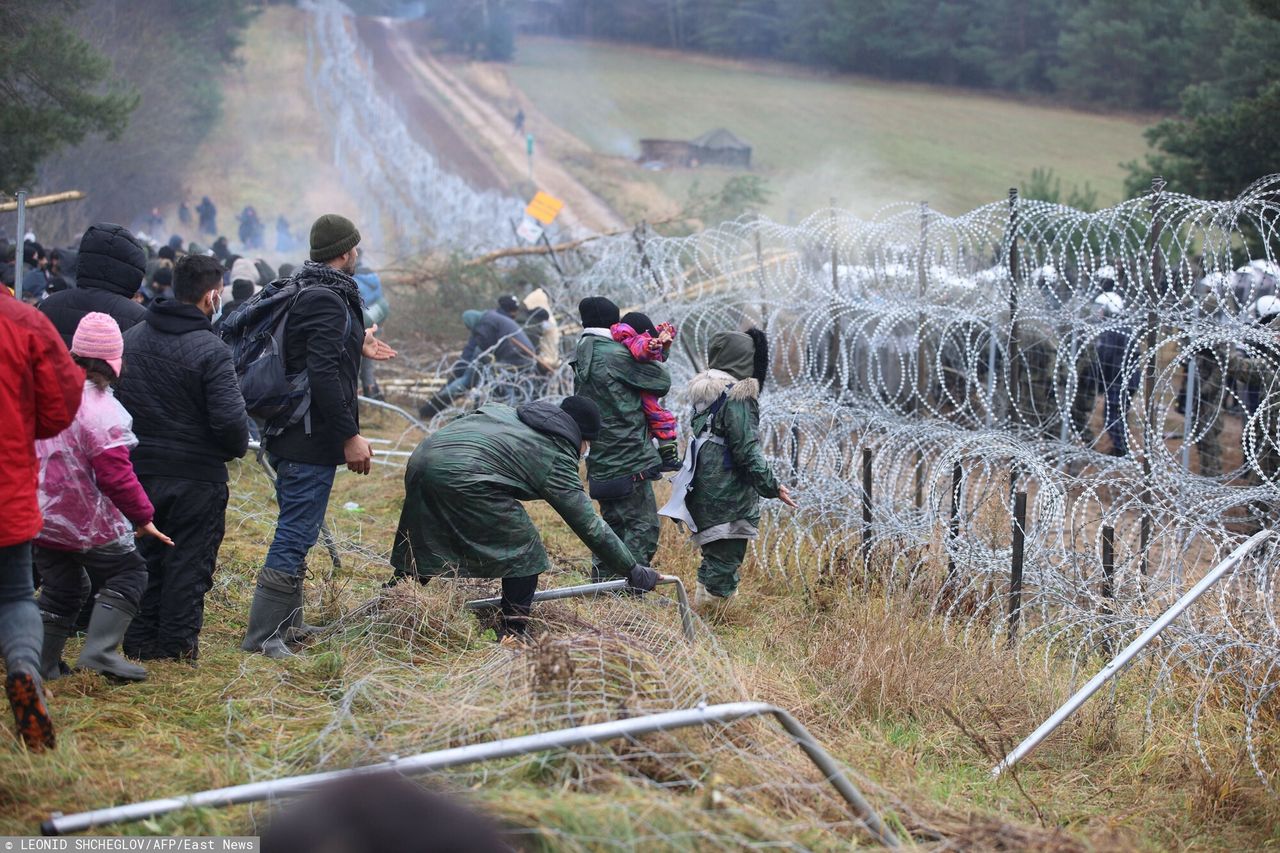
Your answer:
[442,365,479,399]
[264,455,337,577]
[0,542,42,676]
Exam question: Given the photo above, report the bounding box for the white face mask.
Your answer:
[210,292,223,324]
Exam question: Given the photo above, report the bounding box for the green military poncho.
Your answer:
[390,402,636,580]
[572,333,671,482]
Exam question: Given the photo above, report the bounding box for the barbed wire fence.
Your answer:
[508,178,1280,795]
[304,0,525,256]
[234,0,1280,829]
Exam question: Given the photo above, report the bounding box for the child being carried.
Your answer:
[611,312,681,471]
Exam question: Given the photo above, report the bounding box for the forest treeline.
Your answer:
[422,0,1280,199]
[522,0,1280,114]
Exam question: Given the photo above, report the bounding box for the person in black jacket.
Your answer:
[39,223,147,348]
[241,214,395,658]
[116,254,250,661]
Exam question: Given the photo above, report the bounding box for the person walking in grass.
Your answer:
[389,397,658,638]
[240,214,396,658]
[572,296,672,581]
[662,329,796,609]
[116,254,250,662]
[36,313,173,683]
[0,283,83,749]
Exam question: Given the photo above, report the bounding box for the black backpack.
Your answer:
[221,280,345,436]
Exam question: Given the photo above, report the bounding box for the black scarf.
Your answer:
[293,260,364,311]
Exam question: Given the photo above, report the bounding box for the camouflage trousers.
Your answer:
[697,538,749,599]
[592,481,659,580]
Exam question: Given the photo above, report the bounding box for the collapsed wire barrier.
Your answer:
[43,701,898,847]
[209,401,911,848]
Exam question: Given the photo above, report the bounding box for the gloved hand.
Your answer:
[657,442,681,472]
[626,564,660,592]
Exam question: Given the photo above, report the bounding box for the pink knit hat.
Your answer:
[71,312,123,377]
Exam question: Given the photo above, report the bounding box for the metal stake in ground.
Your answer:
[1006,487,1027,647]
[861,448,873,575]
[944,462,962,593]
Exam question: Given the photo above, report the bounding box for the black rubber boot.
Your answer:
[241,569,297,659]
[76,591,147,682]
[39,614,71,681]
[285,570,324,644]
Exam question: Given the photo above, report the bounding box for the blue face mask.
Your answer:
[210,293,223,324]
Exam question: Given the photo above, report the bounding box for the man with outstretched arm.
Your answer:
[388,396,659,637]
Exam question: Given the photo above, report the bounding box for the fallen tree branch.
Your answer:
[0,190,86,212]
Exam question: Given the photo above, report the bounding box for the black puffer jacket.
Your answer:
[264,262,364,466]
[116,299,250,483]
[39,223,147,347]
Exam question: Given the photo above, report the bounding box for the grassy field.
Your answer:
[504,37,1152,221]
[2,403,1277,848]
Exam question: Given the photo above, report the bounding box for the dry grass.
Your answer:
[0,412,1277,849]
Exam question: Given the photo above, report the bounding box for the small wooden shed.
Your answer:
[638,128,752,169]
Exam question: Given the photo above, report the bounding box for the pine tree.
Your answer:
[0,0,138,190]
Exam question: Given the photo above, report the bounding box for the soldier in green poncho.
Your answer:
[388,396,659,636]
[663,329,796,606]
[572,297,672,580]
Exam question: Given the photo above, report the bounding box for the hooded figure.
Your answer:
[666,329,792,605]
[389,398,657,636]
[39,224,147,348]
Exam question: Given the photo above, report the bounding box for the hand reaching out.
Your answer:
[363,326,397,361]
[137,522,174,546]
[777,484,798,508]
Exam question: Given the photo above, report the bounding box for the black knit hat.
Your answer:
[559,395,602,440]
[578,296,619,329]
[498,294,520,314]
[309,213,361,262]
[620,311,657,335]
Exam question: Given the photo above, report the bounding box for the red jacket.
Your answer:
[0,290,83,548]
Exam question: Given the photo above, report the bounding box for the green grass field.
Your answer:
[507,37,1153,220]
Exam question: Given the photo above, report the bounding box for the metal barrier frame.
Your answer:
[466,574,695,642]
[992,529,1273,777]
[43,701,900,846]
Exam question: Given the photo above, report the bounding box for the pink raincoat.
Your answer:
[35,380,153,551]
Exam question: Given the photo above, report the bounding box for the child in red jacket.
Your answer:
[611,312,681,471]
[34,313,171,683]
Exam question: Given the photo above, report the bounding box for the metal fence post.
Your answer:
[1100,524,1116,653]
[1006,188,1021,438]
[914,202,928,509]
[1006,488,1028,646]
[945,462,962,592]
[1140,176,1167,576]
[860,448,873,572]
[14,189,27,301]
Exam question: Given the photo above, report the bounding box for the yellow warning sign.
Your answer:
[525,191,564,225]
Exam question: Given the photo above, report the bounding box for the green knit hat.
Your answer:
[309,213,361,262]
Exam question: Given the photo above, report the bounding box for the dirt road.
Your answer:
[367,19,626,235]
[354,17,508,193]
